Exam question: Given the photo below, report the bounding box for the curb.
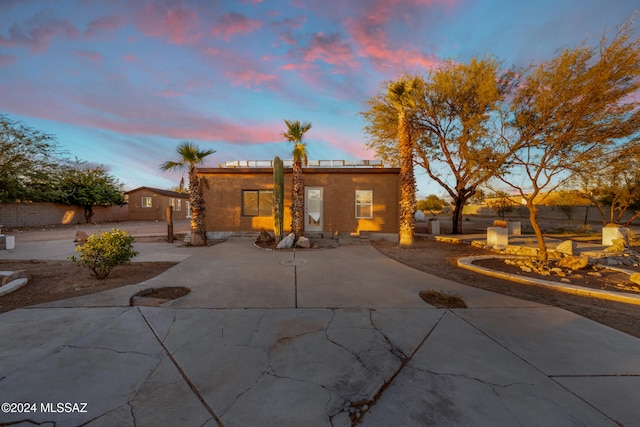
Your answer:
[457,255,640,306]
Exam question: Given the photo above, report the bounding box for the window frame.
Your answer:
[242,189,273,217]
[355,190,373,219]
[169,198,181,212]
[141,197,153,208]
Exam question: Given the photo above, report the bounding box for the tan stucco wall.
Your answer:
[199,168,400,235]
[127,189,188,221]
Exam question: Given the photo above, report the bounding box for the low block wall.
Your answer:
[0,202,129,228]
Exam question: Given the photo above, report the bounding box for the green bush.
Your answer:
[70,229,138,279]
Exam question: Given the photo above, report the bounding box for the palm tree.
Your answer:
[160,141,215,246]
[281,119,312,239]
[388,77,419,248]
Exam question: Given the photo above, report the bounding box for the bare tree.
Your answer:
[496,21,640,264]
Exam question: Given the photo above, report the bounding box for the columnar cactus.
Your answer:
[273,156,285,243]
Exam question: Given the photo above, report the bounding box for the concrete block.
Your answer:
[507,221,521,236]
[602,226,629,246]
[428,219,440,235]
[487,227,508,250]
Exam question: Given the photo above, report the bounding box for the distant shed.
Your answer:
[125,187,189,221]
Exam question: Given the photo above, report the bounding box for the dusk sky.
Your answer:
[1,0,638,197]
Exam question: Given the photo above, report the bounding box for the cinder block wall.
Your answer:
[0,202,128,228]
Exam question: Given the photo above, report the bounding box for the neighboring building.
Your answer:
[197,160,400,239]
[125,187,189,221]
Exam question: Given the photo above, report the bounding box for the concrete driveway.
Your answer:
[1,238,639,426]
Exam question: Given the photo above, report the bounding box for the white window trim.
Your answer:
[142,197,152,208]
[355,190,373,219]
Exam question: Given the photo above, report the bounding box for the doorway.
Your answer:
[305,187,323,232]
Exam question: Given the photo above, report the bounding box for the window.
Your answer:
[242,190,273,216]
[355,190,373,218]
[169,198,181,212]
[142,197,152,208]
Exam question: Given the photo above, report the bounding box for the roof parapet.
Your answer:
[219,159,385,168]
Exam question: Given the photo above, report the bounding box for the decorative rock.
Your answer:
[257,228,274,244]
[276,232,295,249]
[630,273,640,286]
[557,256,589,271]
[604,238,627,253]
[296,236,310,248]
[555,240,577,256]
[74,230,89,243]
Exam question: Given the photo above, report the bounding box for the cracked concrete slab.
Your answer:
[144,307,441,425]
[455,306,640,376]
[363,311,617,426]
[2,238,640,425]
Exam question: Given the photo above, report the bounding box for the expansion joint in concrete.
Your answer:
[136,306,225,427]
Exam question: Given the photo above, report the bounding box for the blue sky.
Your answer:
[1,0,638,197]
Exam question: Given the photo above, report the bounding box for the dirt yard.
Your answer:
[372,237,640,339]
[0,260,177,313]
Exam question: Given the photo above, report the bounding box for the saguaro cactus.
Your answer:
[273,156,285,243]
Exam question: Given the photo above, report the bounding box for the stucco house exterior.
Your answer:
[197,160,400,240]
[125,187,189,221]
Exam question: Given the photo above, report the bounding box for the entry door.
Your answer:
[305,187,323,232]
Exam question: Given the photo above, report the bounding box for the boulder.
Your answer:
[604,238,627,253]
[257,228,274,244]
[74,230,89,243]
[630,273,640,286]
[556,256,589,271]
[277,232,295,249]
[296,236,310,248]
[555,240,577,256]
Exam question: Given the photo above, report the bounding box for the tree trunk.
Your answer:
[527,202,549,265]
[451,197,464,234]
[84,206,94,224]
[189,168,207,246]
[291,161,304,238]
[398,109,416,248]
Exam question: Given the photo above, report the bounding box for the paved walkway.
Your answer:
[1,238,639,426]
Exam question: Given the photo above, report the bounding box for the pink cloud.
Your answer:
[0,54,18,66]
[135,2,200,44]
[271,16,306,46]
[211,12,261,41]
[74,50,101,61]
[0,78,281,146]
[85,15,125,36]
[0,14,80,52]
[341,0,448,73]
[227,69,277,88]
[204,47,280,90]
[300,32,359,72]
[122,54,138,62]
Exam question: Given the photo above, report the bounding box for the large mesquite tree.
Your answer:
[363,58,513,234]
[496,22,640,264]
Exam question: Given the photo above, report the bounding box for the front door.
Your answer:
[305,187,323,232]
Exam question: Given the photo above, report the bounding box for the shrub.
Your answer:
[70,229,138,279]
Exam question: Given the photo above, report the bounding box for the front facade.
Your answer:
[125,187,189,221]
[198,162,400,238]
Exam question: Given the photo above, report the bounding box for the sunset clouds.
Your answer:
[0,0,637,192]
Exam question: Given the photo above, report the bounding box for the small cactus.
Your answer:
[273,156,285,243]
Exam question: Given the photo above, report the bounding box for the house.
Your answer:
[197,160,400,240]
[125,187,189,221]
